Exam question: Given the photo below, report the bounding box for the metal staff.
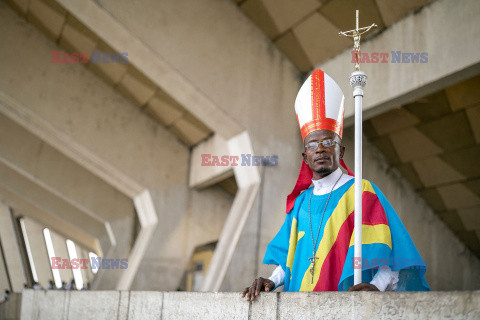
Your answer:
[339,10,376,285]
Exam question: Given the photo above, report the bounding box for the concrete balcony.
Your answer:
[1,290,479,319]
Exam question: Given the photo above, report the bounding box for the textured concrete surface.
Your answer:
[16,290,480,320]
[341,128,480,290]
[0,292,21,320]
[127,291,163,320]
[320,0,480,123]
[67,291,120,319]
[20,290,68,320]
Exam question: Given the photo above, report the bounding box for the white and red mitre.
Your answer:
[295,69,345,140]
[286,69,352,213]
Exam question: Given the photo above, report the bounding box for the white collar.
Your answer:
[311,168,351,195]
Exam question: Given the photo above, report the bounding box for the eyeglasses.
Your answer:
[305,139,339,150]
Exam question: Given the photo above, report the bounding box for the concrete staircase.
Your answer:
[1,290,479,319]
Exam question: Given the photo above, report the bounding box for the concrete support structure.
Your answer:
[0,202,26,292]
[21,218,51,287]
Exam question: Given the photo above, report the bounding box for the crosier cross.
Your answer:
[338,10,377,71]
[308,256,319,284]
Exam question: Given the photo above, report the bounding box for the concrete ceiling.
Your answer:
[236,0,432,72]
[4,0,212,147]
[364,74,480,258]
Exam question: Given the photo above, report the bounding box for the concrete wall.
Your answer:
[341,128,480,290]
[17,290,480,320]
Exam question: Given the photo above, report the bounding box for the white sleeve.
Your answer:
[268,265,285,290]
[370,266,400,291]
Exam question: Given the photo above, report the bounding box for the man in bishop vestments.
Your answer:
[243,69,430,301]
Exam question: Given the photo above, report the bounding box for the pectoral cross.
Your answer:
[339,10,377,71]
[308,256,319,284]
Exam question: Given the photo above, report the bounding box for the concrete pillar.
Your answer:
[0,201,26,292]
[21,218,51,288]
[0,244,10,293]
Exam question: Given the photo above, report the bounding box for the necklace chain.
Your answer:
[308,172,343,282]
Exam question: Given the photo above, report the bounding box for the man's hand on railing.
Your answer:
[241,277,275,301]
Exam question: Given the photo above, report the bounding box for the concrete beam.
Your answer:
[319,0,480,124]
[55,0,244,140]
[0,159,108,254]
[201,132,260,291]
[116,190,158,290]
[189,134,233,189]
[0,186,102,255]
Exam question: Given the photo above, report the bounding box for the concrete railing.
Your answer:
[7,290,480,319]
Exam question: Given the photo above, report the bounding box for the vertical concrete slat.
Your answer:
[0,202,26,292]
[23,218,51,288]
[0,242,10,294]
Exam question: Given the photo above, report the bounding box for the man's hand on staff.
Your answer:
[348,282,379,291]
[242,277,275,301]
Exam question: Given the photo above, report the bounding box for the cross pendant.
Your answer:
[308,256,318,284]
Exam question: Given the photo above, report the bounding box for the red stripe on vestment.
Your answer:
[314,190,389,291]
[315,211,354,291]
[362,191,388,226]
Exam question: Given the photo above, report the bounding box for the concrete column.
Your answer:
[0,201,26,292]
[0,244,10,293]
[22,218,51,288]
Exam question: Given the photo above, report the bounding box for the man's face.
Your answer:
[302,130,345,179]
